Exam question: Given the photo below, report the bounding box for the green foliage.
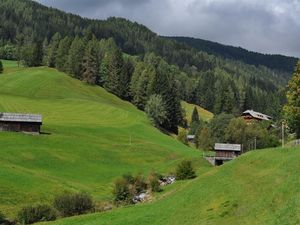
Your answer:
[148,172,162,192]
[53,192,94,217]
[177,128,188,145]
[55,36,72,71]
[113,177,133,205]
[81,39,99,85]
[0,60,3,73]
[195,126,213,151]
[0,211,5,224]
[284,60,300,138]
[209,113,234,143]
[133,174,148,194]
[17,204,57,224]
[191,107,200,124]
[175,160,196,180]
[145,94,167,127]
[67,36,85,78]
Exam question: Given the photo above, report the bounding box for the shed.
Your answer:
[0,112,42,134]
[214,143,241,166]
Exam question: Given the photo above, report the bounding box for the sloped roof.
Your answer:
[0,113,42,123]
[242,110,272,121]
[214,143,241,151]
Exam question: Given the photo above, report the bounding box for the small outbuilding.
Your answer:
[214,143,241,166]
[0,112,42,134]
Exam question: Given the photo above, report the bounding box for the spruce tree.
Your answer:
[284,60,300,138]
[104,43,124,97]
[191,107,200,124]
[55,36,71,71]
[81,40,99,85]
[47,33,61,67]
[0,60,3,73]
[67,36,85,78]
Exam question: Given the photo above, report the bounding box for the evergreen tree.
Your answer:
[0,60,3,73]
[191,107,200,124]
[284,60,300,138]
[67,36,85,78]
[47,33,61,67]
[55,36,71,71]
[104,43,124,97]
[81,40,99,85]
[120,58,134,100]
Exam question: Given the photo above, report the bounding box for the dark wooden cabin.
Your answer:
[0,113,42,134]
[214,143,241,166]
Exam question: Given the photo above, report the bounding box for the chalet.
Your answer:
[0,113,42,134]
[214,143,241,166]
[242,110,272,123]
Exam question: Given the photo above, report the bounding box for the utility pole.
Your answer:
[254,137,257,150]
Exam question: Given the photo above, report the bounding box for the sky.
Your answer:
[36,0,300,57]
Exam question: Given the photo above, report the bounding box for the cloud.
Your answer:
[36,0,300,57]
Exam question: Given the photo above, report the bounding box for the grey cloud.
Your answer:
[36,0,300,57]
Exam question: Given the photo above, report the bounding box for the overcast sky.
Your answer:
[36,0,300,57]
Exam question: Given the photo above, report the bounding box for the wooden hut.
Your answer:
[214,143,241,165]
[242,110,272,123]
[0,113,42,134]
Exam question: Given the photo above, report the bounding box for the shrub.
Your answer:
[148,172,162,192]
[177,128,188,145]
[175,160,196,180]
[0,211,5,224]
[17,204,57,224]
[53,192,94,217]
[133,174,148,194]
[113,177,133,205]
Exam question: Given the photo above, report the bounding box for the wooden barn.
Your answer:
[0,113,42,134]
[214,143,241,166]
[242,110,272,123]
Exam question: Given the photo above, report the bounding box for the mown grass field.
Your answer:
[0,60,204,217]
[42,147,300,225]
[181,101,214,123]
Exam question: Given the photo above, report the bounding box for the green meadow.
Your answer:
[42,147,300,225]
[0,61,203,217]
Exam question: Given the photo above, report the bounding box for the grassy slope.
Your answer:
[0,61,203,216]
[44,147,300,225]
[181,101,213,123]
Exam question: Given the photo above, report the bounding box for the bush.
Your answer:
[177,128,188,145]
[0,211,5,224]
[133,174,148,194]
[148,172,162,192]
[53,192,94,217]
[17,204,57,224]
[175,160,196,180]
[113,177,133,205]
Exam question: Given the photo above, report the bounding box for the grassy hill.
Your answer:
[181,101,213,123]
[42,147,300,225]
[0,60,203,217]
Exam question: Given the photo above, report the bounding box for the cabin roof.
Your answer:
[214,143,241,151]
[0,113,42,123]
[242,110,272,121]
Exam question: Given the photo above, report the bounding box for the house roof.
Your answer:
[214,143,241,151]
[0,113,42,123]
[242,110,272,121]
[187,135,195,139]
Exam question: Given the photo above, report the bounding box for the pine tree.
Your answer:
[0,60,3,73]
[67,36,85,78]
[81,40,99,85]
[284,60,300,138]
[191,107,200,124]
[120,58,134,100]
[55,36,71,71]
[47,33,61,68]
[104,43,124,97]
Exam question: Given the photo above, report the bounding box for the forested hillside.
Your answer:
[0,0,296,119]
[169,36,298,74]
